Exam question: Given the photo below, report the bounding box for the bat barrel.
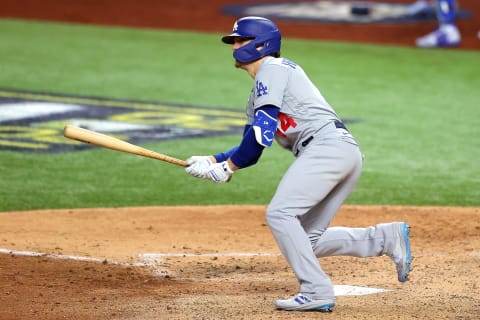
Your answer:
[63,125,187,167]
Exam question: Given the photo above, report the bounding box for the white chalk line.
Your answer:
[0,248,390,296]
[140,252,281,258]
[0,248,146,267]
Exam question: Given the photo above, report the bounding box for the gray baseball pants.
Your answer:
[266,134,400,300]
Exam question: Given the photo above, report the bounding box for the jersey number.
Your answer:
[276,112,297,137]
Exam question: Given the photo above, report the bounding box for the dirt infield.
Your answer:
[1,205,479,319]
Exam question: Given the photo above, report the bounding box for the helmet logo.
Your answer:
[233,21,238,32]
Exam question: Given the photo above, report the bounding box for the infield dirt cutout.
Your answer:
[0,205,479,319]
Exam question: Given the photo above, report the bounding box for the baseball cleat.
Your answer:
[415,24,461,48]
[389,222,412,282]
[275,293,335,312]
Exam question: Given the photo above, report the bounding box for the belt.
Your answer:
[296,120,348,154]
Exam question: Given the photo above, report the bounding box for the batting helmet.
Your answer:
[222,16,281,63]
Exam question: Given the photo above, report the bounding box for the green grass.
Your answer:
[0,18,479,211]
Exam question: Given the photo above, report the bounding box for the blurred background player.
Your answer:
[415,0,461,47]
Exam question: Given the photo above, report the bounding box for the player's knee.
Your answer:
[265,208,292,230]
[265,209,279,227]
[308,230,326,247]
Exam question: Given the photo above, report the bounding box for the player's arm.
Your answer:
[185,125,247,178]
[227,105,279,170]
[186,105,279,182]
[213,104,279,168]
[206,104,279,183]
[211,124,252,163]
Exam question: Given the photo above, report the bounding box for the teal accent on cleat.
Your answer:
[394,222,412,282]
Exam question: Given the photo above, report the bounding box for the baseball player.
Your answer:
[415,0,460,47]
[185,16,412,312]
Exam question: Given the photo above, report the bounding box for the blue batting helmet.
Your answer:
[222,16,281,63]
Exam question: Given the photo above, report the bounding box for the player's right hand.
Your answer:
[185,156,214,179]
[206,161,234,183]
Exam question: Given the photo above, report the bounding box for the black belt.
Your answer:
[297,121,348,153]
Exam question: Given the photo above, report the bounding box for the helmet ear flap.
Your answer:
[233,41,263,63]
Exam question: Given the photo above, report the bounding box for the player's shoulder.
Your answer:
[264,57,299,69]
[257,57,301,80]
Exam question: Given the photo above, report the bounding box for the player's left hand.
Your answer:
[207,161,234,183]
[185,156,213,179]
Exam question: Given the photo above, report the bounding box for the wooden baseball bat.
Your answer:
[63,125,187,167]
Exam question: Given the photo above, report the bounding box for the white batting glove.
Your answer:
[206,161,234,183]
[185,156,213,179]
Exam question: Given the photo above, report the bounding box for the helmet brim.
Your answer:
[221,33,254,44]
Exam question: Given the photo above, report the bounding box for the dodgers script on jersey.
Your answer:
[245,57,354,155]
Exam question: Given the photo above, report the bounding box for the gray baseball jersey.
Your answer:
[246,57,403,299]
[245,57,357,155]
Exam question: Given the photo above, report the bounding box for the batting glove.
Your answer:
[185,156,213,179]
[206,161,234,183]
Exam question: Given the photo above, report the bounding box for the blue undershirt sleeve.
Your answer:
[213,146,239,163]
[212,125,251,162]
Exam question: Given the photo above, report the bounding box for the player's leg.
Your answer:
[416,0,461,48]
[266,139,361,310]
[301,173,412,282]
[298,149,362,240]
[309,223,412,282]
[301,181,402,261]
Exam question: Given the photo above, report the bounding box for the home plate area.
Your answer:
[138,252,390,296]
[1,248,390,296]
